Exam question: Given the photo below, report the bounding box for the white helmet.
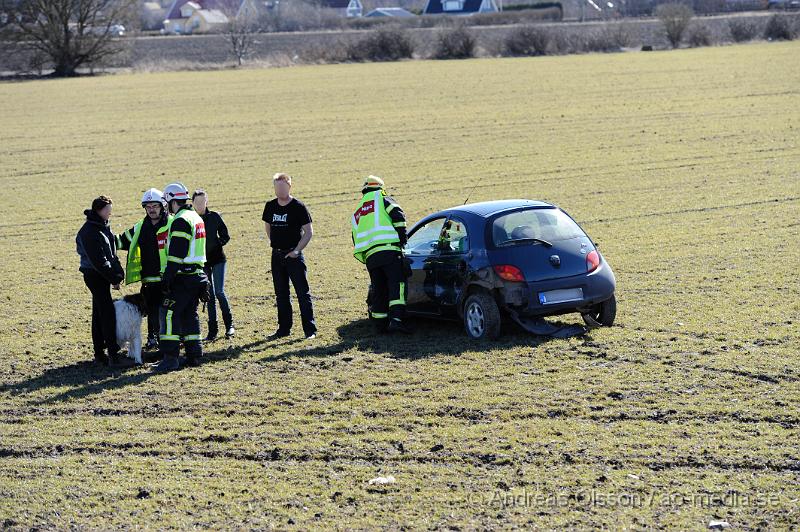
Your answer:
[163,182,190,203]
[141,188,164,206]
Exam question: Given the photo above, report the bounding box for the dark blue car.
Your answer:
[400,199,616,339]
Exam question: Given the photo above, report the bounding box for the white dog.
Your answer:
[114,293,148,365]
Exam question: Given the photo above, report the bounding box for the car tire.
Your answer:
[582,294,616,328]
[463,291,501,340]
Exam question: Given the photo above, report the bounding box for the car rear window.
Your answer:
[491,208,586,246]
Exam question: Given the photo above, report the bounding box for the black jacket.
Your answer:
[76,209,124,284]
[200,209,230,266]
[383,195,407,246]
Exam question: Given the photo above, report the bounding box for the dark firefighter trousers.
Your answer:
[366,250,407,328]
[159,273,205,359]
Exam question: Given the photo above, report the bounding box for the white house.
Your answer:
[163,0,265,33]
[320,0,363,17]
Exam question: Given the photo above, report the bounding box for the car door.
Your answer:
[432,216,471,313]
[403,217,447,315]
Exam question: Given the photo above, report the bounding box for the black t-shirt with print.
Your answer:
[262,198,312,249]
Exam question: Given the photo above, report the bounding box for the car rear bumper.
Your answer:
[500,261,616,317]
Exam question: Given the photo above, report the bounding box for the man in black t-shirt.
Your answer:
[262,173,317,341]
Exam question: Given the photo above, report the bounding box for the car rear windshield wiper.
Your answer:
[498,237,553,248]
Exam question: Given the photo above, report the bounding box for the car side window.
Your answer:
[438,217,469,253]
[405,218,447,256]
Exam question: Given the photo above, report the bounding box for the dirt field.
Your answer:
[0,41,798,528]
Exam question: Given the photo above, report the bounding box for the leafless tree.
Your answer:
[655,2,694,48]
[9,0,136,76]
[223,5,261,66]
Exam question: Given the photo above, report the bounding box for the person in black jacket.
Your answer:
[76,196,125,365]
[193,189,234,341]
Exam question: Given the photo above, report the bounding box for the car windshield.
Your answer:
[492,208,586,246]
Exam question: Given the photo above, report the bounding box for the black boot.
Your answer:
[184,355,202,368]
[109,352,135,368]
[184,344,203,367]
[205,322,218,342]
[267,329,290,340]
[224,314,235,338]
[108,352,125,368]
[153,354,180,372]
[388,319,412,334]
[372,318,390,335]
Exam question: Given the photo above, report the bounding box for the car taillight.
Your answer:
[494,264,525,282]
[587,250,600,272]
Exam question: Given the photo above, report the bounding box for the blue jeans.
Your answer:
[205,261,233,330]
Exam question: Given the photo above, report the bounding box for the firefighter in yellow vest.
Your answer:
[154,182,210,372]
[352,175,411,334]
[116,188,172,351]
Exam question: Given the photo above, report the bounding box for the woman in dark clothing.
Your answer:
[76,196,125,365]
[192,190,234,341]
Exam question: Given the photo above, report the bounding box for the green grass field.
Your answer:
[1,41,799,529]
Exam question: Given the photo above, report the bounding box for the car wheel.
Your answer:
[463,291,501,340]
[582,293,616,328]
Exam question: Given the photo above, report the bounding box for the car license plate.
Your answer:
[538,288,583,305]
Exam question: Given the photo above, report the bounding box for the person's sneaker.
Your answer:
[305,333,316,341]
[267,330,290,341]
[153,355,180,372]
[387,320,412,334]
[94,352,109,365]
[144,337,159,351]
[226,326,235,338]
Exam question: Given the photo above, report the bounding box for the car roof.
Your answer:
[444,199,554,218]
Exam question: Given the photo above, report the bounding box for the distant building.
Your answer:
[319,0,364,17]
[186,5,229,32]
[365,7,416,16]
[423,0,499,14]
[162,0,267,33]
